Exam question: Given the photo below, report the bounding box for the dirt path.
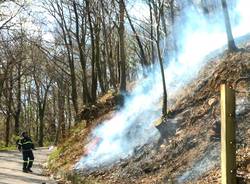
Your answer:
[0,147,56,184]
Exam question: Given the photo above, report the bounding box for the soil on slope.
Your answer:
[49,44,250,184]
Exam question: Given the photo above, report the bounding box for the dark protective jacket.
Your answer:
[17,137,35,151]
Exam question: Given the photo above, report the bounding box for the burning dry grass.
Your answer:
[48,92,117,181]
[48,46,250,184]
[92,47,250,184]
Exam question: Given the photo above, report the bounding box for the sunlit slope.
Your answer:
[48,43,250,184]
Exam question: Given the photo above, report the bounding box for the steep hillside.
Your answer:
[47,91,118,180]
[48,44,250,184]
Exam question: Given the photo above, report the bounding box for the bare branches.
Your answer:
[0,1,25,30]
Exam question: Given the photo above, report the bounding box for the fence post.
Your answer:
[220,84,236,184]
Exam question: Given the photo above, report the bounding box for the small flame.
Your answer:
[84,137,102,156]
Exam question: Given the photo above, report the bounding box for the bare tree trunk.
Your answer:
[86,0,97,102]
[54,78,66,144]
[50,87,57,140]
[35,78,51,147]
[95,20,106,93]
[101,45,108,90]
[14,60,22,135]
[124,2,148,69]
[67,89,72,132]
[54,90,60,145]
[153,0,168,116]
[149,0,156,66]
[35,108,39,142]
[0,73,4,100]
[100,0,116,88]
[55,0,79,114]
[5,115,11,147]
[58,82,65,139]
[159,1,167,36]
[102,22,116,88]
[221,0,237,51]
[24,80,32,135]
[156,29,168,116]
[116,41,120,84]
[72,0,91,104]
[68,34,79,114]
[119,0,126,92]
[5,75,13,147]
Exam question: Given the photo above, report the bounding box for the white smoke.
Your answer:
[75,0,250,170]
[76,72,163,169]
[177,143,220,183]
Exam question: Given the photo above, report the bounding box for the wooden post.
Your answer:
[220,84,236,184]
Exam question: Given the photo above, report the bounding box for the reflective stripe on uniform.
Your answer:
[29,160,34,162]
[23,161,28,163]
[22,141,32,145]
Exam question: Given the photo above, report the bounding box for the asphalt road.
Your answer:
[0,147,56,184]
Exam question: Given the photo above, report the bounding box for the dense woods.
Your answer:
[0,0,237,147]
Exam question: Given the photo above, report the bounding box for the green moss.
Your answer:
[0,145,17,151]
[70,123,86,135]
[48,120,89,180]
[47,147,64,173]
[11,135,21,143]
[48,147,62,162]
[0,139,17,151]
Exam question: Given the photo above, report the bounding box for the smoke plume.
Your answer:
[75,0,250,170]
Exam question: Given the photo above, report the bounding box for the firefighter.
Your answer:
[16,132,35,173]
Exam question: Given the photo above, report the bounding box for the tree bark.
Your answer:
[124,2,148,69]
[35,78,51,147]
[148,0,156,66]
[5,75,13,147]
[156,28,168,116]
[14,60,22,135]
[0,73,4,100]
[58,81,66,141]
[153,0,168,116]
[86,0,98,102]
[119,0,126,93]
[221,0,237,51]
[67,89,72,132]
[95,20,106,93]
[55,0,79,114]
[72,0,91,104]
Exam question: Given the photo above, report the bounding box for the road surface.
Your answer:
[0,147,56,184]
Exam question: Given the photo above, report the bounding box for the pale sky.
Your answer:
[128,0,150,22]
[0,0,150,42]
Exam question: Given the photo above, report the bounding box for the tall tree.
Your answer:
[221,0,237,51]
[32,47,52,147]
[72,0,92,104]
[13,58,22,135]
[124,2,148,70]
[148,0,156,66]
[86,0,98,102]
[54,78,65,145]
[49,0,79,114]
[119,0,126,93]
[152,0,168,116]
[4,70,13,147]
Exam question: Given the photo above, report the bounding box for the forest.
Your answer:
[0,0,238,147]
[0,0,249,183]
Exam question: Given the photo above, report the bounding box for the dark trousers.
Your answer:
[22,150,34,170]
